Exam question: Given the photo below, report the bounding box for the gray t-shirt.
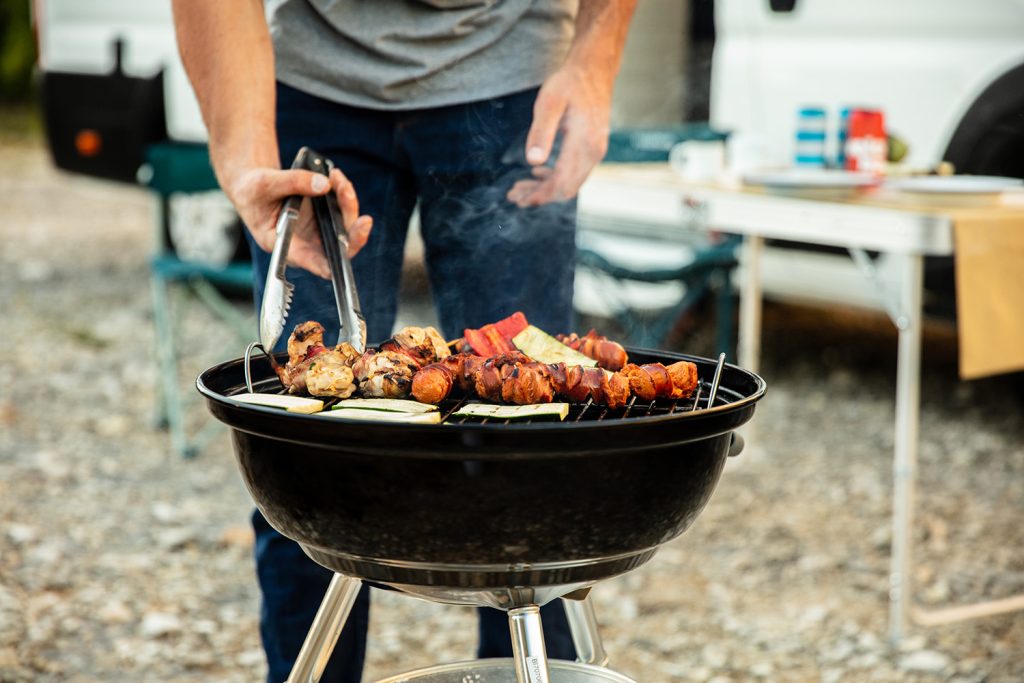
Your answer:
[266,0,578,110]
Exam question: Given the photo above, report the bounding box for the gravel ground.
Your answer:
[1,125,1022,683]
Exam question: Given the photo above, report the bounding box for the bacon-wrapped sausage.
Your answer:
[437,353,485,393]
[501,362,556,405]
[666,360,699,399]
[620,363,675,401]
[556,330,628,371]
[411,363,456,404]
[473,353,528,402]
[556,365,630,409]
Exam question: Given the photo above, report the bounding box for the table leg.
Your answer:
[738,235,764,374]
[734,234,765,455]
[888,252,923,645]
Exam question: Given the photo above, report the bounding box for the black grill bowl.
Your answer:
[197,349,765,589]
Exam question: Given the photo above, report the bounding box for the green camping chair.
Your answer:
[575,126,738,356]
[142,143,253,458]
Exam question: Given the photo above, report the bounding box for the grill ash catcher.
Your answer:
[200,147,767,682]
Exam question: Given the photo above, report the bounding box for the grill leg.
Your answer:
[508,605,552,683]
[562,595,608,666]
[285,574,362,683]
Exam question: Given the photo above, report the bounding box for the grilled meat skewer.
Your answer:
[556,330,628,371]
[278,320,698,407]
[379,325,450,368]
[410,353,488,404]
[352,350,419,399]
[410,363,457,405]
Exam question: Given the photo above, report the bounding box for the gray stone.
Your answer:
[900,649,952,673]
[156,527,199,550]
[701,643,729,669]
[6,524,37,545]
[140,612,183,639]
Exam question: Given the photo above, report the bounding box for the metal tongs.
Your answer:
[259,147,367,355]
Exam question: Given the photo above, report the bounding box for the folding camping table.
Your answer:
[579,164,1024,644]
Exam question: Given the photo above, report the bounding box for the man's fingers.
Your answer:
[260,168,333,199]
[347,215,373,258]
[288,239,331,279]
[506,179,542,206]
[525,86,568,166]
[519,113,605,207]
[330,167,360,228]
[531,166,554,179]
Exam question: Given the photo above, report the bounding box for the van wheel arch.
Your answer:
[943,62,1024,178]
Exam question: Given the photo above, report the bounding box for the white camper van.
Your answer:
[34,0,1024,312]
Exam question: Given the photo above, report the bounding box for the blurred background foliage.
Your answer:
[1,0,35,102]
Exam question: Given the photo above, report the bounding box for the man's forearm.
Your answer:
[565,0,637,85]
[171,0,279,194]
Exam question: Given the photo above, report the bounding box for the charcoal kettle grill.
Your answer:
[198,345,765,682]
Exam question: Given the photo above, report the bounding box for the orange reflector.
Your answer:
[75,129,102,157]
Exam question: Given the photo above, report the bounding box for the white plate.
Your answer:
[884,175,1023,194]
[742,168,880,190]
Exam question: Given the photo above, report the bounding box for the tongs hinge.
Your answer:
[258,147,367,354]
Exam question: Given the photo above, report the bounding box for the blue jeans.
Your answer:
[247,82,579,683]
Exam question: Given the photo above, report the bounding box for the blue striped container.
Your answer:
[794,106,827,168]
[836,107,852,168]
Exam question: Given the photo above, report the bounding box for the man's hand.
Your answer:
[227,166,373,279]
[506,64,611,207]
[171,0,372,279]
[506,0,636,208]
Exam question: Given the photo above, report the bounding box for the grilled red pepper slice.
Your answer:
[463,311,529,356]
[492,311,528,340]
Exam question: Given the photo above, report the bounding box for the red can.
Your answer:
[845,109,887,173]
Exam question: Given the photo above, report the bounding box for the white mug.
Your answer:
[726,132,771,175]
[669,140,726,183]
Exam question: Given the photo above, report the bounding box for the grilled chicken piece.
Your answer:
[380,325,451,368]
[305,349,357,398]
[620,363,675,401]
[332,342,362,367]
[556,330,628,371]
[277,322,363,395]
[276,352,316,394]
[353,350,419,399]
[288,321,326,365]
[411,363,456,404]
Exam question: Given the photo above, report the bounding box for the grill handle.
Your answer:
[727,432,745,458]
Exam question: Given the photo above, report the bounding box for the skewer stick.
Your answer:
[706,352,727,409]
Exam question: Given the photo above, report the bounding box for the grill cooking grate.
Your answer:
[281,375,725,425]
[437,381,718,425]
[240,346,730,425]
